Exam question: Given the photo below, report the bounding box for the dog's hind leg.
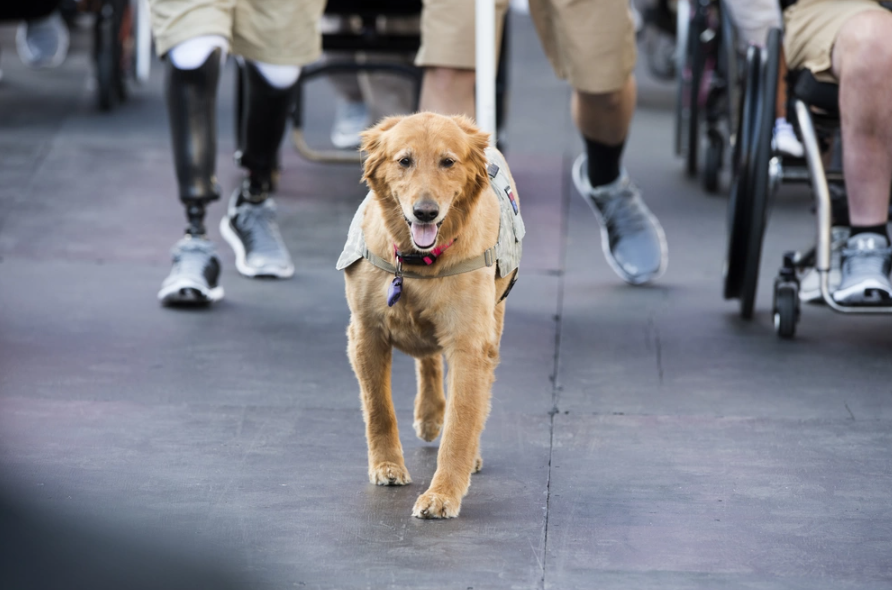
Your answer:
[413,355,446,442]
[347,322,411,486]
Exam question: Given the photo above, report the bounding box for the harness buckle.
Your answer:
[398,253,430,265]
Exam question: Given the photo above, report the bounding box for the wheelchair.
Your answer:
[232,0,510,165]
[674,0,740,193]
[642,0,678,82]
[723,24,892,339]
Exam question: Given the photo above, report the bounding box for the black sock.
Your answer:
[584,136,626,187]
[850,224,889,240]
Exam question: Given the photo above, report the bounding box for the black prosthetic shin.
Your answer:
[165,48,222,236]
[235,60,298,204]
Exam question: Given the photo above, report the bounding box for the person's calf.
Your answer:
[419,67,476,116]
[832,11,892,228]
[571,77,636,145]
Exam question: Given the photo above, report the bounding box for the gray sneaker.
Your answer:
[158,236,224,306]
[832,232,892,305]
[799,226,849,304]
[220,189,294,278]
[572,154,668,285]
[16,12,69,69]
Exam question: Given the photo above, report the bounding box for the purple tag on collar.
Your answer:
[387,276,403,307]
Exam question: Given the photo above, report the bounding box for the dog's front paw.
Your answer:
[473,455,483,473]
[412,491,460,519]
[369,462,412,486]
[413,419,442,442]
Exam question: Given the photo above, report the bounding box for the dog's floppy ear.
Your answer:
[450,115,491,154]
[451,115,491,199]
[360,116,403,188]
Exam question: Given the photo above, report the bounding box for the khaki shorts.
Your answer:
[148,0,326,65]
[784,0,888,82]
[415,0,510,70]
[416,0,636,94]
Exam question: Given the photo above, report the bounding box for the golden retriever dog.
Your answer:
[337,112,523,519]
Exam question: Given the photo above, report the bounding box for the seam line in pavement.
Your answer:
[539,149,572,590]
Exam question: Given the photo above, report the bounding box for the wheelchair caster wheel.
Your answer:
[773,281,800,339]
[703,134,723,194]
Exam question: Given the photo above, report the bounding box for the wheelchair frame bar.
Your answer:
[291,62,422,164]
[794,99,892,314]
[322,35,420,53]
[772,164,844,184]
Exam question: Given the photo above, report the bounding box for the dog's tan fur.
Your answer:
[344,112,519,519]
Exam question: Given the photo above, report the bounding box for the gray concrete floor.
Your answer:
[1,13,891,590]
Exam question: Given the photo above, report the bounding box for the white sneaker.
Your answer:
[16,11,69,69]
[331,100,369,149]
[158,236,224,306]
[773,118,804,158]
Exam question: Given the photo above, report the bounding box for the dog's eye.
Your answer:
[399,157,413,168]
[441,158,455,168]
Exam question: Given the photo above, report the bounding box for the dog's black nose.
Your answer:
[413,201,439,223]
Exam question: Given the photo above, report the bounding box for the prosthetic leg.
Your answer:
[157,47,225,305]
[220,60,299,278]
[168,48,222,236]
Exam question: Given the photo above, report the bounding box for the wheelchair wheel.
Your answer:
[738,28,781,318]
[773,284,798,338]
[703,131,722,193]
[94,0,129,111]
[684,5,707,177]
[699,0,737,195]
[718,0,741,160]
[723,44,760,302]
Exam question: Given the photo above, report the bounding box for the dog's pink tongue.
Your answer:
[411,223,438,249]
